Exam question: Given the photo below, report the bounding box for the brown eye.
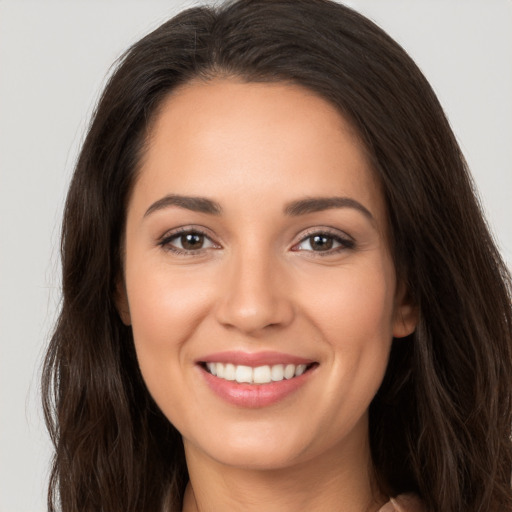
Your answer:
[180,233,205,250]
[293,231,354,254]
[309,235,333,251]
[160,230,217,254]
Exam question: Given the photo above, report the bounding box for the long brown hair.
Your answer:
[42,1,512,510]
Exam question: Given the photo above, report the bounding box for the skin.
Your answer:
[117,79,417,512]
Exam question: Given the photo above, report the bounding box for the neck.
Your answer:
[181,425,385,512]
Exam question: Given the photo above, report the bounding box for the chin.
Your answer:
[184,422,316,471]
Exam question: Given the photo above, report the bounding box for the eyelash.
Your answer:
[158,227,355,256]
[291,228,355,256]
[158,227,218,256]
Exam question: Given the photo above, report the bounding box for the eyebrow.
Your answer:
[144,194,222,217]
[143,194,373,220]
[284,196,373,220]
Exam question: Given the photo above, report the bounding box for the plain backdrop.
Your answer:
[1,1,511,511]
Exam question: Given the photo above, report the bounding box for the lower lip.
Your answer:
[199,365,315,408]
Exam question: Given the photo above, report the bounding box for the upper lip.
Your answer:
[197,350,316,367]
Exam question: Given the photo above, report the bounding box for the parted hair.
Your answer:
[42,1,512,511]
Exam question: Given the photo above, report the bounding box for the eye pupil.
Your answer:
[310,235,333,251]
[181,233,204,250]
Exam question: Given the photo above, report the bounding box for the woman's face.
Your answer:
[118,79,416,470]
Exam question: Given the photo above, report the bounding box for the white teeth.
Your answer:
[205,362,310,384]
[253,365,272,384]
[271,364,284,381]
[295,364,307,376]
[206,362,217,376]
[235,365,253,383]
[284,364,295,379]
[224,363,236,381]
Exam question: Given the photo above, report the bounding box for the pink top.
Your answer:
[378,494,424,512]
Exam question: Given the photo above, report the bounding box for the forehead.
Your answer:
[131,78,386,229]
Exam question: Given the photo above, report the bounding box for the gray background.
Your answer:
[1,1,511,511]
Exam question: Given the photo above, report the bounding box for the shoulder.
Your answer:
[378,494,425,512]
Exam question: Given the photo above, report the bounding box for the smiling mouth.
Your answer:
[201,362,317,385]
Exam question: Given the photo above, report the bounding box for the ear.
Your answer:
[392,283,418,338]
[114,278,132,326]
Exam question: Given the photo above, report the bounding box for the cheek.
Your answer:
[301,259,396,413]
[300,279,394,450]
[124,261,216,403]
[303,260,396,345]
[127,263,211,342]
[124,264,218,429]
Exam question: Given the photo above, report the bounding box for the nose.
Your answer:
[214,249,295,335]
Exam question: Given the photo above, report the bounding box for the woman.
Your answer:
[42,1,512,511]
